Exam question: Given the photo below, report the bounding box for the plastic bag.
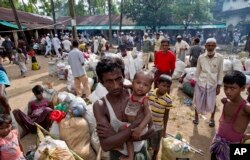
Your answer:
[161,137,194,160]
[59,117,96,160]
[233,59,244,72]
[49,122,60,139]
[223,59,233,72]
[34,136,74,160]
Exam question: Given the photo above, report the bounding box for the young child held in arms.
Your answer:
[120,71,153,160]
[0,114,25,159]
[211,70,250,160]
[148,74,174,160]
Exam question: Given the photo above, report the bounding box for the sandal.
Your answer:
[209,120,215,127]
[192,119,199,125]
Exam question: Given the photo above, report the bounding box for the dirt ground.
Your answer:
[3,52,249,160]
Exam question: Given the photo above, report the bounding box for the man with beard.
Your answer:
[192,38,224,128]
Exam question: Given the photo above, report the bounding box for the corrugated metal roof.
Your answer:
[57,15,135,27]
[0,20,26,29]
[0,7,53,29]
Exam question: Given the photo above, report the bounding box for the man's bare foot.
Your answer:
[20,129,29,138]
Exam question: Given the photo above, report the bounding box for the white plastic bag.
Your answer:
[49,122,60,139]
[175,60,186,73]
[245,59,250,71]
[34,136,74,160]
[233,59,244,72]
[223,59,233,72]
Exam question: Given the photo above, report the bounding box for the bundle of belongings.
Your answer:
[29,91,97,160]
[161,133,195,160]
[178,67,196,97]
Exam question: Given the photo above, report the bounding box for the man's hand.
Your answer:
[96,123,116,138]
[216,85,221,95]
[178,77,184,83]
[131,126,143,138]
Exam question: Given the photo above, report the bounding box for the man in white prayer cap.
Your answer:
[192,37,224,127]
[52,34,61,57]
[174,34,190,62]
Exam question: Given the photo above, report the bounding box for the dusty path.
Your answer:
[3,54,248,160]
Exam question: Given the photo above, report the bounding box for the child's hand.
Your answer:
[131,126,143,138]
[221,98,228,105]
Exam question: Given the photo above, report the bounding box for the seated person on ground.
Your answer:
[13,85,53,138]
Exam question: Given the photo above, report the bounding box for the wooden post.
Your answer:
[9,0,28,45]
[69,0,77,39]
[13,31,18,48]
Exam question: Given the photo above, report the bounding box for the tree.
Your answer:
[123,0,213,30]
[123,0,173,30]
[0,0,22,10]
[170,0,213,30]
[75,0,88,16]
[108,0,112,41]
[9,0,28,45]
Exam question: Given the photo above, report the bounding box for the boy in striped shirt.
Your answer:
[148,74,174,160]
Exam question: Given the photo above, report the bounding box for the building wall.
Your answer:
[223,0,249,11]
[226,14,241,26]
[226,14,250,26]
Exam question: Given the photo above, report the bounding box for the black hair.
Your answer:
[96,56,125,82]
[158,74,172,84]
[223,70,246,88]
[194,37,200,44]
[72,40,78,47]
[32,85,44,95]
[119,44,126,52]
[0,114,12,126]
[161,38,170,45]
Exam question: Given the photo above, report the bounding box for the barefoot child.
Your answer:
[211,71,250,160]
[16,48,27,77]
[27,47,40,70]
[120,71,153,160]
[0,114,25,159]
[148,74,174,160]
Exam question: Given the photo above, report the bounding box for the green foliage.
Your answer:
[0,0,21,9]
[123,0,173,29]
[75,0,88,16]
[123,0,214,29]
[170,0,212,27]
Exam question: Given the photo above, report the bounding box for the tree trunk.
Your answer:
[87,0,92,15]
[50,0,57,36]
[9,0,28,45]
[68,0,77,39]
[21,0,27,12]
[119,0,123,34]
[108,0,112,43]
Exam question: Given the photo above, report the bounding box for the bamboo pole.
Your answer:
[35,123,84,160]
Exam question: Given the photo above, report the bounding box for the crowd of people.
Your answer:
[1,29,250,160]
